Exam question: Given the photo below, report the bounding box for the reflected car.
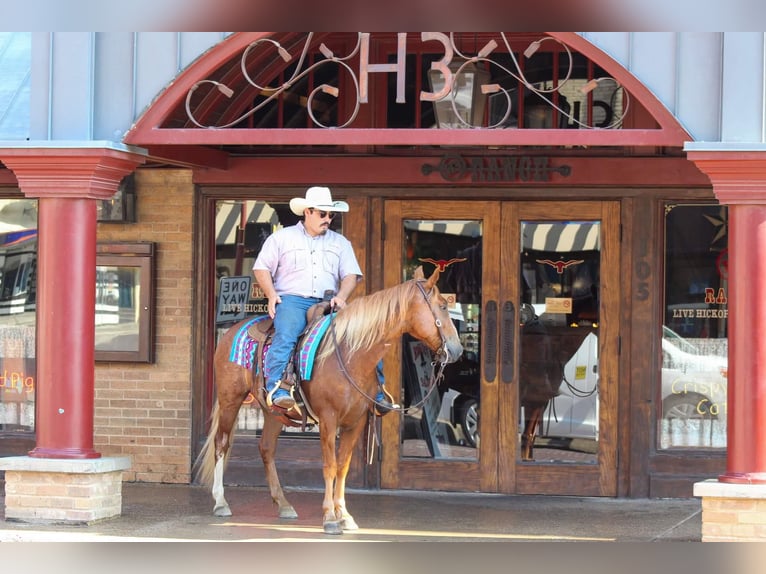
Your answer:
[660,326,728,421]
[438,326,728,448]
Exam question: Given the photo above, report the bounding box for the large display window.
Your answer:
[661,203,728,449]
[0,198,37,433]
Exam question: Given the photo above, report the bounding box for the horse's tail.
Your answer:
[192,399,236,487]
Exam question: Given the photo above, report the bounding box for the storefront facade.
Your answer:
[1,32,764,501]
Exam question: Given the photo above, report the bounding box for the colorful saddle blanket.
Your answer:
[228,313,334,381]
[228,315,270,371]
[298,312,334,380]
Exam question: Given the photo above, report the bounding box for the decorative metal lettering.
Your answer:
[421,154,571,183]
[185,32,628,131]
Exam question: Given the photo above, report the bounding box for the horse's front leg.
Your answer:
[260,411,298,519]
[319,418,343,535]
[332,418,368,531]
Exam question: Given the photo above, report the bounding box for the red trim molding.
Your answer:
[687,150,766,205]
[193,155,710,188]
[0,147,146,199]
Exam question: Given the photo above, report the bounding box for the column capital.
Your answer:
[686,149,766,205]
[0,145,146,200]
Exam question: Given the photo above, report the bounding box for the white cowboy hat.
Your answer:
[289,186,349,216]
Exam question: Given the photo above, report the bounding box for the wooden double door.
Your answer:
[379,200,620,496]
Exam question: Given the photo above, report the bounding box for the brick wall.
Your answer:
[94,169,195,483]
[3,468,124,523]
[695,480,766,541]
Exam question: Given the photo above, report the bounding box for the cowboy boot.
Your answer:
[266,380,295,409]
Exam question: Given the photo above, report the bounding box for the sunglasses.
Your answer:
[309,208,337,220]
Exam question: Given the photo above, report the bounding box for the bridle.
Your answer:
[330,278,452,415]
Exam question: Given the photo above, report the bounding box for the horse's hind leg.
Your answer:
[259,412,298,519]
[211,399,242,517]
[212,452,230,516]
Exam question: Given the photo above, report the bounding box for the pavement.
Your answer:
[9,482,758,574]
[0,480,703,543]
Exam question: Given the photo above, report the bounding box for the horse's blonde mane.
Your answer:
[315,279,420,364]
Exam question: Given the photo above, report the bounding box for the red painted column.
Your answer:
[725,204,766,482]
[0,146,145,459]
[688,150,766,484]
[31,196,100,458]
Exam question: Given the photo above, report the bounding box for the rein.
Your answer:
[329,278,450,416]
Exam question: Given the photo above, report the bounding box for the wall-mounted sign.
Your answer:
[421,153,571,183]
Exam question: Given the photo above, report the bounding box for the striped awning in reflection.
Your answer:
[522,222,600,252]
[404,220,482,237]
[216,201,279,245]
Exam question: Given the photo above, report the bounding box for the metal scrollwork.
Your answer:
[185,32,629,131]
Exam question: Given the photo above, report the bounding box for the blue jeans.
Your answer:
[265,294,321,388]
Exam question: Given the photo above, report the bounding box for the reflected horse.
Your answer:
[194,266,463,534]
[519,319,594,460]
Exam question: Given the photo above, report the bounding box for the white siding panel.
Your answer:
[179,32,228,71]
[134,33,180,121]
[580,33,631,69]
[721,33,765,143]
[49,32,94,140]
[677,33,723,143]
[630,33,678,115]
[93,33,135,141]
[29,33,51,140]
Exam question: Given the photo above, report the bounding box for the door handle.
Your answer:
[501,300,515,383]
[484,300,497,383]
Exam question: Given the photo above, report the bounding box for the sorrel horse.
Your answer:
[194,265,463,534]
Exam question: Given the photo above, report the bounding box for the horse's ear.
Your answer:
[413,266,425,280]
[425,266,441,290]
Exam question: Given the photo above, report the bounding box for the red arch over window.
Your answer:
[125,32,690,152]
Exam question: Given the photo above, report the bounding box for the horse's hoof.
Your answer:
[213,504,232,517]
[340,516,359,530]
[323,520,343,535]
[279,506,298,519]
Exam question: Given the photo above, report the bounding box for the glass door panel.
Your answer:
[400,218,482,460]
[508,201,618,497]
[519,220,600,464]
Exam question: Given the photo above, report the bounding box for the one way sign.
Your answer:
[216,276,252,324]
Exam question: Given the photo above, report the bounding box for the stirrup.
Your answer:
[266,380,293,408]
[374,387,398,416]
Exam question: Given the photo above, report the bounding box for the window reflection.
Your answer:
[0,198,37,433]
[661,204,728,449]
[95,266,140,353]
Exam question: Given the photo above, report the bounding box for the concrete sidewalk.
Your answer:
[1,481,702,542]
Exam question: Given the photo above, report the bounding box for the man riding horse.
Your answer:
[252,186,395,414]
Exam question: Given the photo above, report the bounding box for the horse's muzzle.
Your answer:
[438,340,464,364]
